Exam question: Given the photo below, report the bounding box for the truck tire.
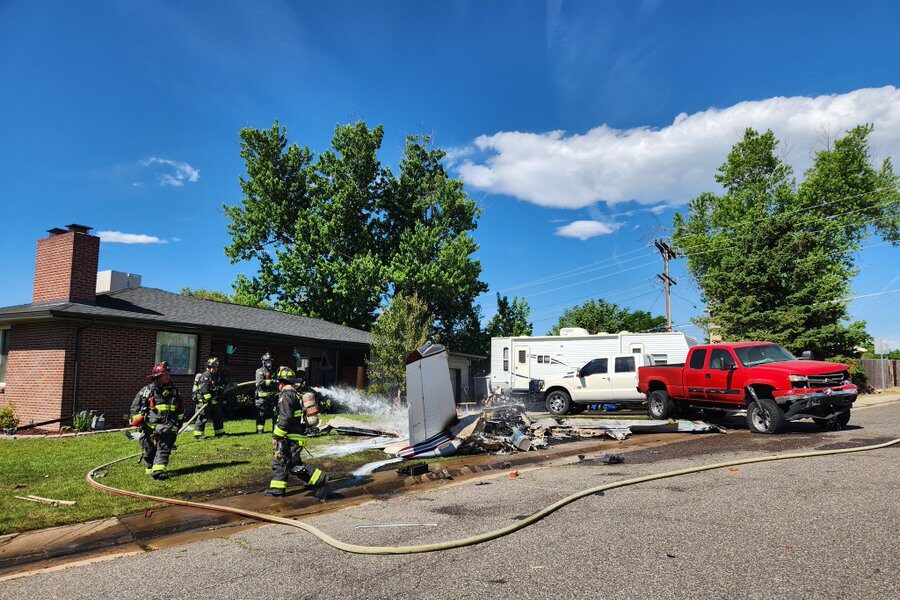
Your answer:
[812,410,851,431]
[647,389,676,419]
[746,398,787,434]
[545,390,572,415]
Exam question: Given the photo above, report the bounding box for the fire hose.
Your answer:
[88,400,899,556]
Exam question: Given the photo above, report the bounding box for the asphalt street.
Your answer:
[3,402,898,600]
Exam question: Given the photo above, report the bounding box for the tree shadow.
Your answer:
[170,460,251,476]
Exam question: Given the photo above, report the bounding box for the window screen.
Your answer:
[615,356,635,373]
[689,349,707,370]
[155,332,198,375]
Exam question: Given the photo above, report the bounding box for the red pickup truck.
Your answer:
[637,342,857,434]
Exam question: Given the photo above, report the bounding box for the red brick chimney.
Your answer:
[33,224,100,304]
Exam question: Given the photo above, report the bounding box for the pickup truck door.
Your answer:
[683,348,709,401]
[705,348,742,404]
[610,355,643,400]
[572,358,611,402]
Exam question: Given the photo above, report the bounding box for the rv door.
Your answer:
[513,345,530,387]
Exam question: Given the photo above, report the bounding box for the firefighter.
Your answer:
[254,352,278,434]
[193,357,226,439]
[130,362,184,480]
[265,366,328,498]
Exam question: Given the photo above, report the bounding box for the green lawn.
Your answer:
[0,416,390,534]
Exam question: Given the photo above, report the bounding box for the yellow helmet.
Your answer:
[275,366,296,382]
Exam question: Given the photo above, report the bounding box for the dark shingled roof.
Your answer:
[0,287,371,346]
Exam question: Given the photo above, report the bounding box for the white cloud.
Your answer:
[457,86,900,209]
[555,220,619,240]
[97,231,167,244]
[141,157,200,187]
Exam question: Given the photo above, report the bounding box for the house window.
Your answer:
[155,332,198,375]
[0,328,9,386]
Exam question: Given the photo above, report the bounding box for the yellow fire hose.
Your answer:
[88,387,899,555]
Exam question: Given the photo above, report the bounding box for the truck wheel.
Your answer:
[812,410,851,431]
[746,398,787,434]
[545,391,572,415]
[647,390,675,419]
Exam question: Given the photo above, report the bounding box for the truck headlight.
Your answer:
[789,375,809,388]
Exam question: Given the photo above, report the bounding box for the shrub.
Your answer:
[72,410,92,432]
[0,404,20,432]
[827,356,868,390]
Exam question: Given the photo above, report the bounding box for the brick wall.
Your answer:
[1,321,76,426]
[33,230,99,304]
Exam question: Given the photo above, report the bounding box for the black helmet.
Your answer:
[261,352,274,369]
[206,357,220,370]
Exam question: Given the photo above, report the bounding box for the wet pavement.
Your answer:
[1,400,897,598]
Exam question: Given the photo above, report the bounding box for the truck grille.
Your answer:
[807,372,845,388]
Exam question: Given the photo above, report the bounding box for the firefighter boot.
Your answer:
[264,487,285,497]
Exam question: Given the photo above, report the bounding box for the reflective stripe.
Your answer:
[258,391,271,397]
[308,468,323,485]
[154,404,175,412]
[176,414,184,420]
[145,468,153,475]
[286,435,305,444]
[273,425,287,437]
[151,464,167,472]
[269,480,287,489]
[256,425,264,431]
[292,410,305,417]
[194,430,204,437]
[203,393,213,400]
[132,414,143,421]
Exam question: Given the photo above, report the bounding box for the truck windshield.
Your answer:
[733,344,795,367]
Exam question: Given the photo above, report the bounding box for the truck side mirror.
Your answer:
[729,363,738,370]
[800,350,814,360]
[575,370,582,378]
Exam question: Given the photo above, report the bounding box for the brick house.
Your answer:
[0,225,482,430]
[0,225,373,429]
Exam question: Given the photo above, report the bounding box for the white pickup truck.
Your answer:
[539,354,653,415]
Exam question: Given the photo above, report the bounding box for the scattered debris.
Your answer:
[474,481,491,486]
[666,553,676,559]
[355,523,439,529]
[14,495,76,506]
[508,471,519,479]
[397,463,429,477]
[729,467,740,472]
[144,509,153,518]
[600,454,625,465]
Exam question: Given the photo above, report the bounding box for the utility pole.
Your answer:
[654,240,678,332]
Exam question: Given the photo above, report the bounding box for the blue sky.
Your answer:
[1,1,898,347]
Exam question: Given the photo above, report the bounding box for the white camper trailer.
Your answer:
[489,328,697,394]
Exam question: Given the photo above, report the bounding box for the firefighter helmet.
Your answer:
[261,352,274,370]
[148,362,171,380]
[275,366,296,382]
[206,357,220,370]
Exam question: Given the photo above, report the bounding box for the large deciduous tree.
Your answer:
[224,122,486,339]
[672,126,898,357]
[366,293,433,397]
[485,293,533,338]
[548,299,666,335]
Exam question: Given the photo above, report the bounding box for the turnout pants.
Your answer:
[140,428,177,475]
[269,438,323,491]
[255,397,275,433]
[194,402,225,437]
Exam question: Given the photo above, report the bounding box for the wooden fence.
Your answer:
[860,359,900,389]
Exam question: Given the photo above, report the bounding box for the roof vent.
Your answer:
[559,327,590,337]
[65,224,93,234]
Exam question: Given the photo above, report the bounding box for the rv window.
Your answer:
[651,354,668,365]
[503,347,509,360]
[518,350,526,363]
[580,358,608,377]
[503,359,509,372]
[537,356,543,364]
[689,349,707,369]
[543,355,550,363]
[615,356,636,373]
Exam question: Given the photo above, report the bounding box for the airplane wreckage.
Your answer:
[319,343,723,466]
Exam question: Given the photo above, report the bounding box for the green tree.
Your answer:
[367,293,433,397]
[224,122,487,342]
[548,298,666,335]
[672,126,899,357]
[485,293,533,337]
[180,286,269,308]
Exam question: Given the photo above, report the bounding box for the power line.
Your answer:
[527,278,658,315]
[522,259,660,299]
